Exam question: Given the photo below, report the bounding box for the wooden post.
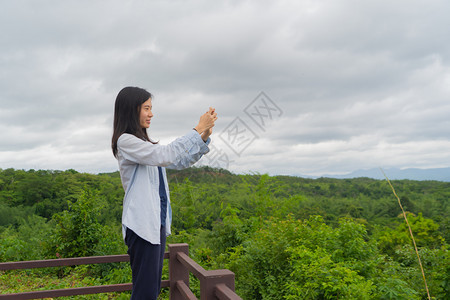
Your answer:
[201,269,235,300]
[169,243,190,300]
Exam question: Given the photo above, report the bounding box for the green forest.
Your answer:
[0,166,448,299]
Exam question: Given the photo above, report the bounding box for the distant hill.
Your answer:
[316,167,450,182]
[166,166,450,182]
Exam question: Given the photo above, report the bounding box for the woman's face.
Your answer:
[139,98,153,128]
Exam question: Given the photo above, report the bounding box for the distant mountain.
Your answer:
[318,167,450,182]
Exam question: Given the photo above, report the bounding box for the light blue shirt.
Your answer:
[117,130,210,244]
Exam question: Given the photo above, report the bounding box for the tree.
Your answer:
[45,189,106,258]
[377,213,445,256]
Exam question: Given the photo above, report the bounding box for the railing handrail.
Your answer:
[0,254,131,271]
[0,243,242,300]
[177,251,235,281]
[215,283,242,300]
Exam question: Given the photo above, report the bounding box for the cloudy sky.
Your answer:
[1,0,449,176]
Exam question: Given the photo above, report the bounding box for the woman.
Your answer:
[111,86,217,299]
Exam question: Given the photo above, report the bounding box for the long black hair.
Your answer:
[112,86,157,157]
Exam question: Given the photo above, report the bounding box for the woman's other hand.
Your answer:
[201,127,212,142]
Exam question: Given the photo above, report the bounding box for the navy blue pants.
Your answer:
[125,227,166,300]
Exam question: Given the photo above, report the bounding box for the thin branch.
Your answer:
[380,168,431,300]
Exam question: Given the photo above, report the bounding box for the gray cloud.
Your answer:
[1,0,449,176]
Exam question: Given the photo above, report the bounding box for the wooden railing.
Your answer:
[0,243,242,300]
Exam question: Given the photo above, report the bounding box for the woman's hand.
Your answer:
[201,127,213,142]
[195,107,217,134]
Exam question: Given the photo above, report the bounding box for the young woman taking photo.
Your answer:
[111,86,217,299]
